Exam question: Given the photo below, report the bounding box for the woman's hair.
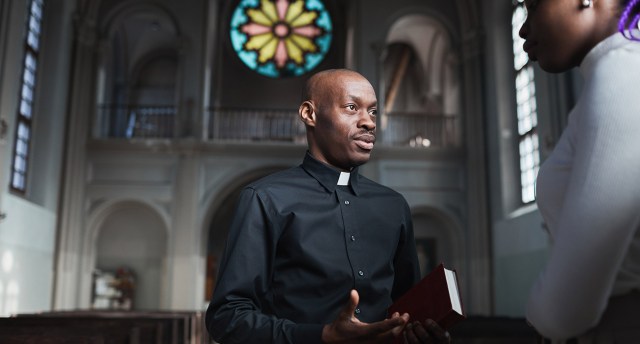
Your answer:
[619,0,640,41]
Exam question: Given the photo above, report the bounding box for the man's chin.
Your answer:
[350,153,371,167]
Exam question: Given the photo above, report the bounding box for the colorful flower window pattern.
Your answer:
[230,0,333,78]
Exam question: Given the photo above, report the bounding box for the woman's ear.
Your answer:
[299,101,316,127]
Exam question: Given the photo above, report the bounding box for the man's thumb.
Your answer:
[341,289,359,318]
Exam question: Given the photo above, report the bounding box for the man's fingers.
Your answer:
[393,313,410,336]
[404,319,451,344]
[409,321,430,343]
[365,315,407,337]
[390,320,407,337]
[405,322,420,343]
[423,319,449,340]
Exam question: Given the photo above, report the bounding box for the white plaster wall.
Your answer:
[0,194,56,316]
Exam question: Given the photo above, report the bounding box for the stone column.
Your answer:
[457,0,492,315]
[168,152,204,309]
[53,3,100,310]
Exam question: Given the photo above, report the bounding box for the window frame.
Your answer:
[511,0,541,205]
[9,0,44,194]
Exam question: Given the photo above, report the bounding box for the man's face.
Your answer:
[310,72,377,171]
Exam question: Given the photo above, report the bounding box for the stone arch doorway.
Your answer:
[93,201,168,310]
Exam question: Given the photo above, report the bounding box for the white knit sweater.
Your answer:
[526,32,640,340]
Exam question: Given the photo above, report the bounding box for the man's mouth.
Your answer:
[354,134,375,151]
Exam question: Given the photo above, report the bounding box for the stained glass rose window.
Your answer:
[230,0,333,78]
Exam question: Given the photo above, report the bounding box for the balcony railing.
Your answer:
[97,105,459,148]
[381,111,459,148]
[208,107,306,143]
[97,104,176,139]
[207,108,459,148]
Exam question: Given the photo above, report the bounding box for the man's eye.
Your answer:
[370,109,378,116]
[347,105,356,111]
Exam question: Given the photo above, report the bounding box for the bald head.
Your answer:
[302,69,371,103]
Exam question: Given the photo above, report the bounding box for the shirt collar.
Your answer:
[580,30,640,80]
[302,152,360,195]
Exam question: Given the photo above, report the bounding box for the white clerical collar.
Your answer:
[337,172,350,186]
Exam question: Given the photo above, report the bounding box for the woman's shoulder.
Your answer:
[580,37,640,122]
[590,35,640,76]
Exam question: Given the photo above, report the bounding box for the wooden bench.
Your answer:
[0,333,108,344]
[0,318,133,343]
[0,310,208,344]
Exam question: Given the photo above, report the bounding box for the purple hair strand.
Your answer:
[619,0,640,41]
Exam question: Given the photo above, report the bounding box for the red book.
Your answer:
[388,263,465,331]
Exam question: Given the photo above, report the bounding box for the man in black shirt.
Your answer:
[206,69,451,344]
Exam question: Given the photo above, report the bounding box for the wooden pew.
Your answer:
[1,310,208,344]
[37,310,207,344]
[0,333,106,344]
[0,317,134,343]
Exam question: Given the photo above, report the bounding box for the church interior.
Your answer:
[0,0,582,341]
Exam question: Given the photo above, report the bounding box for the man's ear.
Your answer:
[299,101,316,127]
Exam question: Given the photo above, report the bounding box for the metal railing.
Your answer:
[97,104,176,139]
[208,107,307,143]
[381,111,459,148]
[207,108,459,148]
[97,105,459,148]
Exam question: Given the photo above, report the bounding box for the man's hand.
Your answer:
[403,319,451,344]
[322,290,409,344]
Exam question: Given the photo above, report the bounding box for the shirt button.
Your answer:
[358,270,364,276]
[350,235,356,241]
[344,200,350,205]
[355,308,361,314]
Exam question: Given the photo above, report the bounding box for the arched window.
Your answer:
[95,7,180,139]
[512,0,540,204]
[382,14,461,148]
[10,0,44,193]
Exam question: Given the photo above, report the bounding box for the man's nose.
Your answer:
[358,112,376,131]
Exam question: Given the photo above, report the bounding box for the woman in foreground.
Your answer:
[519,0,640,342]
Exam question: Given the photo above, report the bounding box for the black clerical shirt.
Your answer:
[206,153,420,344]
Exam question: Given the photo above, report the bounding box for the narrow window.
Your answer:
[10,0,43,193]
[512,1,540,204]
